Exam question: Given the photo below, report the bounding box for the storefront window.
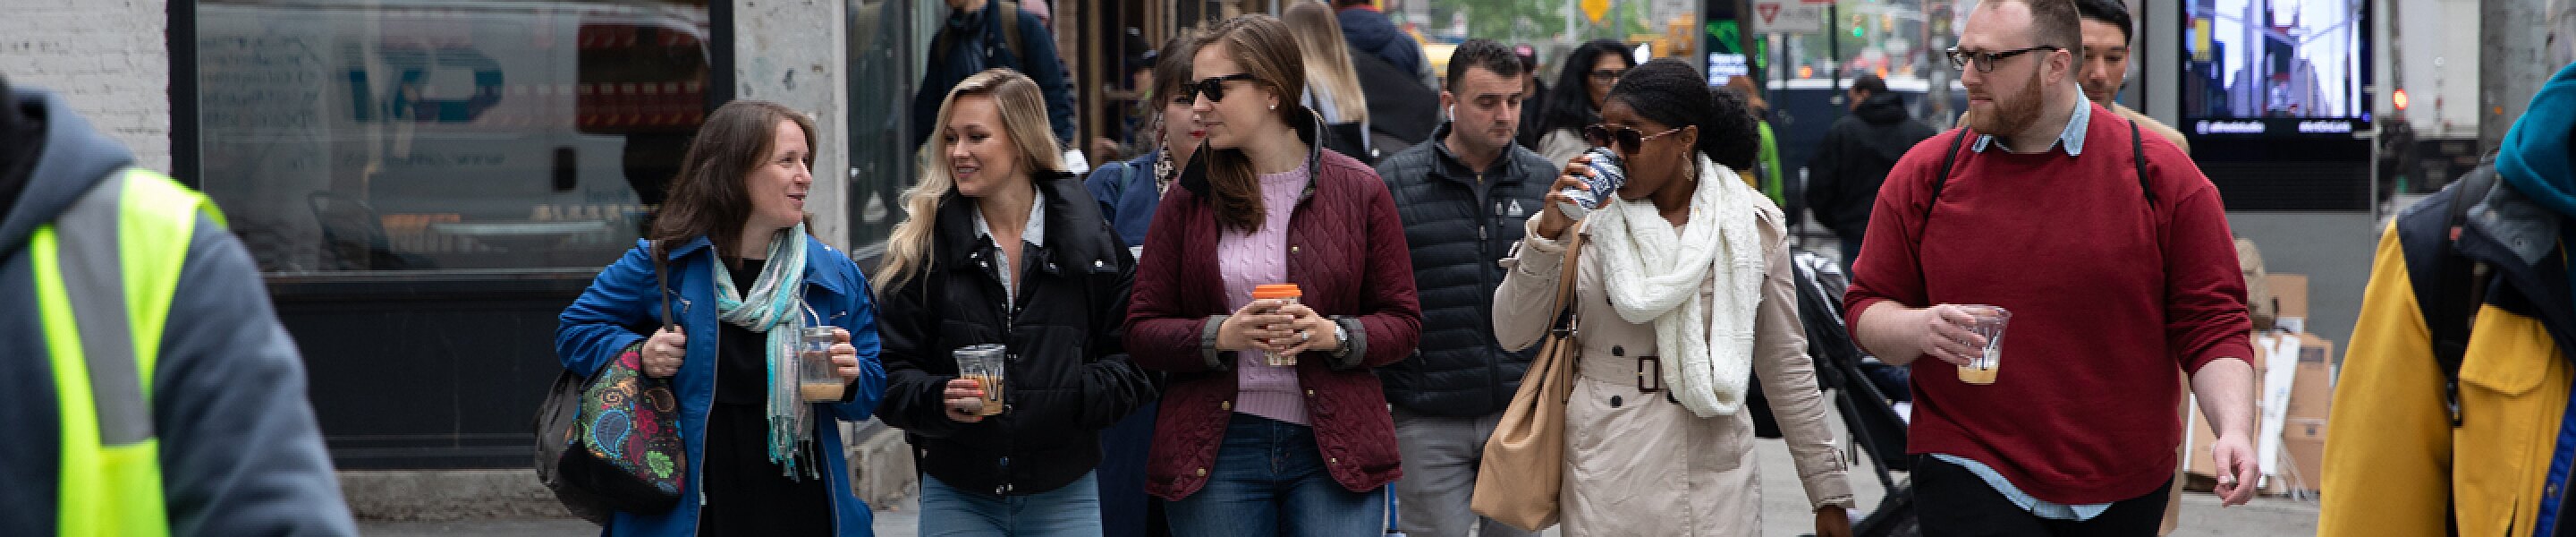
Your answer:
[194,0,710,274]
[844,0,939,255]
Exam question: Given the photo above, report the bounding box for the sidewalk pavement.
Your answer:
[360,403,2321,535]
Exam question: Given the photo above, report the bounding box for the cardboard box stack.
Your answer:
[2184,274,2333,496]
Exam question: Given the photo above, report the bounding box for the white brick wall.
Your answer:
[1,0,172,173]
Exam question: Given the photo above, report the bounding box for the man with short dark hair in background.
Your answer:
[1803,72,1934,270]
[1369,38,1551,537]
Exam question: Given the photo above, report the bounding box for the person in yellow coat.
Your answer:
[2318,61,2576,536]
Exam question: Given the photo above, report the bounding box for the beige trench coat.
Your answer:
[1492,196,1854,536]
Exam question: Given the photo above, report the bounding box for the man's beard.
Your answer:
[1972,68,2049,140]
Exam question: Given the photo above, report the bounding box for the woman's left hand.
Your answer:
[830,327,861,384]
[1264,303,1341,356]
[1814,506,1852,537]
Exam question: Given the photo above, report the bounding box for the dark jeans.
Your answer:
[1163,414,1385,537]
[1098,401,1168,537]
[1914,455,2171,537]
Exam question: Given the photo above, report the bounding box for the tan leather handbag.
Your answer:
[1470,226,1585,532]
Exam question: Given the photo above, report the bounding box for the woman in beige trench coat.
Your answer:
[1492,59,1854,537]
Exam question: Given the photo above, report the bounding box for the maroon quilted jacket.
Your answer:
[1124,108,1420,500]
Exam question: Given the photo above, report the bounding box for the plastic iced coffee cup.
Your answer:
[798,327,844,401]
[1251,284,1303,366]
[955,345,1008,415]
[1955,306,2011,385]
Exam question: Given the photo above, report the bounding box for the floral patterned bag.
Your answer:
[537,249,687,522]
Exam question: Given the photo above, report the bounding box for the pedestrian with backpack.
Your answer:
[2317,61,2576,536]
[556,100,887,535]
[912,0,1078,152]
[1840,0,2258,534]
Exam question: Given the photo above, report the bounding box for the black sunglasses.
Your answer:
[1945,46,2063,73]
[1182,73,1260,103]
[1584,124,1686,154]
[1588,69,1627,81]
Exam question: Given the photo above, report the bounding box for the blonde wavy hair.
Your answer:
[876,69,1066,294]
[1284,1,1368,124]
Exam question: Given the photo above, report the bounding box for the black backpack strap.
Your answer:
[2428,166,2500,428]
[1928,129,1970,217]
[2132,120,2157,208]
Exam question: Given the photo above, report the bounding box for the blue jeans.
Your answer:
[1165,414,1386,537]
[919,471,1104,536]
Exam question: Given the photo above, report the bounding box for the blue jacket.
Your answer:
[911,3,1077,149]
[0,85,359,536]
[1084,150,1163,249]
[555,236,889,536]
[1337,6,1427,81]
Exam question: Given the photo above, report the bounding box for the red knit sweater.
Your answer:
[1843,105,2255,505]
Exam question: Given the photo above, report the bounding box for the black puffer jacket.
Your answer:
[877,175,1158,497]
[1804,91,1936,237]
[1371,124,1555,417]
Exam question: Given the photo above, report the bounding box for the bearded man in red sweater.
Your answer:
[1840,0,2259,533]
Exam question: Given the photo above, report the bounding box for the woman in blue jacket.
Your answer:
[557,99,888,535]
[1082,31,1200,537]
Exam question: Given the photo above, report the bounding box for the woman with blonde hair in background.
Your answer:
[873,68,1159,536]
[1125,14,1420,536]
[1283,1,1373,160]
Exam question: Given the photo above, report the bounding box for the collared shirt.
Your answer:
[970,195,1046,304]
[1931,454,2116,521]
[1971,99,2091,156]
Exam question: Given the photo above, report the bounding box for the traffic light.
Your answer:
[2393,89,2410,111]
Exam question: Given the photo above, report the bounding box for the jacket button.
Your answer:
[1305,389,1316,396]
[995,486,1006,494]
[1197,468,1208,476]
[1329,457,1339,465]
[1291,245,1301,253]
[1221,401,1233,411]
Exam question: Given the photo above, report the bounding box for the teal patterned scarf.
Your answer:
[711,223,816,479]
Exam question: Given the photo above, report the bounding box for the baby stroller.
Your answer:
[1789,250,1919,537]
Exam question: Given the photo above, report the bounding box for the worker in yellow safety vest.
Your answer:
[0,74,356,535]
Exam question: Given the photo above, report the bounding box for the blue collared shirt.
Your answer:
[1971,100,2091,156]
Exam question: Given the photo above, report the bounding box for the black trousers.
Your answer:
[1914,455,2172,537]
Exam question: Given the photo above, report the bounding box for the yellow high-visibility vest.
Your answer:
[30,167,223,537]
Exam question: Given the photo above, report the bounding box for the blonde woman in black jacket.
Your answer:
[874,68,1157,535]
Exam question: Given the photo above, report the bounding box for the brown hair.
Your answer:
[877,69,1067,293]
[1199,14,1306,233]
[650,99,816,260]
[1143,30,1204,152]
[2004,0,2084,52]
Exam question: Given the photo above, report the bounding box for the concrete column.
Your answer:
[2480,0,2552,152]
[737,0,853,249]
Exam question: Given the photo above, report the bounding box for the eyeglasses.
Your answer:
[1182,73,1259,103]
[1583,124,1686,154]
[1588,69,1626,81]
[1945,46,2063,73]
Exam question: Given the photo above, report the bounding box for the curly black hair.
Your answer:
[1607,58,1758,173]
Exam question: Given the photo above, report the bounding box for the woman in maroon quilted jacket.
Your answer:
[1123,13,1421,536]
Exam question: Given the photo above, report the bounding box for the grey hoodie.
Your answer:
[0,86,358,535]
